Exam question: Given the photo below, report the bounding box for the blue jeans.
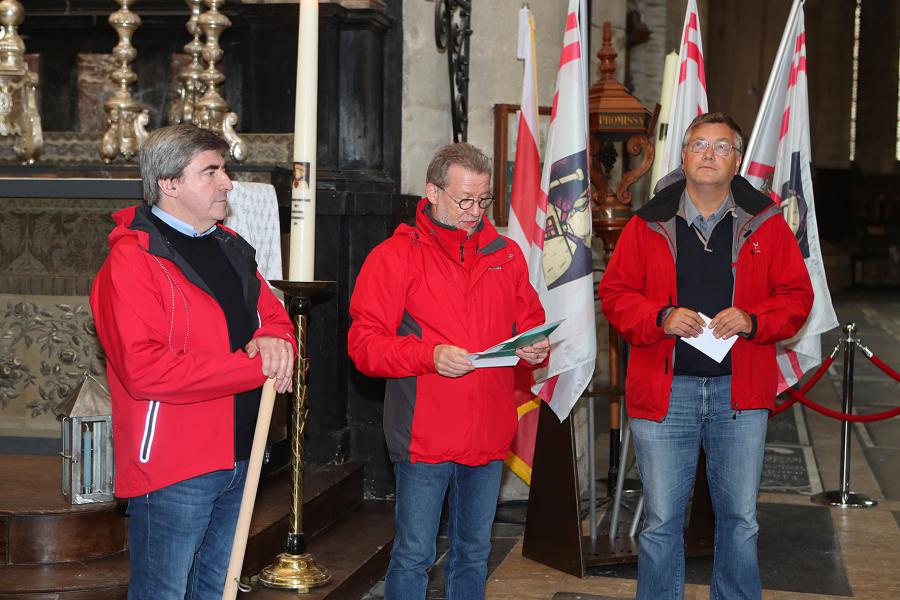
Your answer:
[630,375,768,600]
[385,460,503,600]
[126,460,248,600]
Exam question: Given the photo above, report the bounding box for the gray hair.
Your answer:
[681,111,745,155]
[426,142,492,188]
[139,124,229,206]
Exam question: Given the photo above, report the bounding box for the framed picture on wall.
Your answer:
[492,103,552,226]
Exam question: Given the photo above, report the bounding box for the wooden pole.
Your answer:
[222,378,278,600]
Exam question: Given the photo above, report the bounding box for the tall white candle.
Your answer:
[288,0,319,281]
[649,51,678,192]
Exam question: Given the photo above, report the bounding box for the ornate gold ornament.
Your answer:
[100,0,150,163]
[0,0,43,164]
[194,0,247,162]
[169,0,207,125]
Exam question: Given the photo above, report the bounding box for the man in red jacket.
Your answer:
[90,125,296,600]
[348,143,549,600]
[598,113,813,600]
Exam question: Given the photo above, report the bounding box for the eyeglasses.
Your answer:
[685,139,738,157]
[435,185,494,210]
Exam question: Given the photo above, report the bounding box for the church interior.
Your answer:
[0,0,898,598]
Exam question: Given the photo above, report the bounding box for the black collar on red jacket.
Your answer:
[636,174,773,223]
[128,204,261,312]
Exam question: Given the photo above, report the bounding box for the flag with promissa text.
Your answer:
[505,5,544,484]
[660,0,708,175]
[741,0,838,391]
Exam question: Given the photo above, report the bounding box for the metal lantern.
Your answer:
[54,373,115,504]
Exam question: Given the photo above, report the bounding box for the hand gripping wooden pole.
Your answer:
[222,377,277,600]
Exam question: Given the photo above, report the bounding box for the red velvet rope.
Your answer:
[769,343,900,422]
[786,388,900,422]
[867,353,900,383]
[770,355,834,417]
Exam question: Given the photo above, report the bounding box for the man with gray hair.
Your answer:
[348,142,549,599]
[90,124,296,600]
[599,112,813,599]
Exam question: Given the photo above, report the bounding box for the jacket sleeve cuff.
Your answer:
[424,342,440,373]
[657,304,676,328]
[738,314,758,339]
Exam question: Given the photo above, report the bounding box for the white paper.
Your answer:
[680,312,737,363]
[469,354,521,369]
[466,319,565,369]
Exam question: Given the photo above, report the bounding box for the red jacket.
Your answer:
[348,200,546,465]
[90,205,295,498]
[598,176,813,421]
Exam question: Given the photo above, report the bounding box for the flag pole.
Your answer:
[741,0,803,174]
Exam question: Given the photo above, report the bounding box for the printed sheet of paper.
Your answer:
[680,312,738,363]
[466,319,565,369]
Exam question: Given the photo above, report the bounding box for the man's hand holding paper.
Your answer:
[466,319,563,369]
[676,311,746,364]
[515,338,550,365]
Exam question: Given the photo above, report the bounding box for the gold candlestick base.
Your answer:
[258,552,331,591]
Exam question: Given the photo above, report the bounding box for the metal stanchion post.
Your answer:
[608,423,630,540]
[811,323,877,509]
[627,493,643,538]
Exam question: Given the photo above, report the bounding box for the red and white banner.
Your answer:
[505,5,544,484]
[741,0,839,390]
[505,0,597,481]
[659,0,708,176]
[533,0,596,422]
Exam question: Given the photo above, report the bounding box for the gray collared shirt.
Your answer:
[680,191,735,241]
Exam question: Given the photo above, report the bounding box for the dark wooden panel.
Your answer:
[0,178,142,199]
[522,402,585,577]
[0,516,7,565]
[10,509,127,565]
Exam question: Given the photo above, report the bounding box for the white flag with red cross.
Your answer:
[741,0,839,391]
[660,0,708,176]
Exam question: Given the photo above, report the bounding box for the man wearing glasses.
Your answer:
[598,112,812,599]
[348,143,549,600]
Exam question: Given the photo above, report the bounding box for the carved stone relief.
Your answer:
[0,295,106,435]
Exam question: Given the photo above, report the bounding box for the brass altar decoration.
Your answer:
[194,0,247,162]
[55,373,115,505]
[588,21,655,496]
[169,0,206,125]
[0,0,43,164]
[100,0,150,163]
[589,21,655,257]
[259,281,332,592]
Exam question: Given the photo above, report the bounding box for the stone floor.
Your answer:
[365,290,900,599]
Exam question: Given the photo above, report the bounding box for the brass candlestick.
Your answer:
[0,0,43,163]
[169,0,206,125]
[258,280,332,592]
[100,0,149,163]
[194,0,247,162]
